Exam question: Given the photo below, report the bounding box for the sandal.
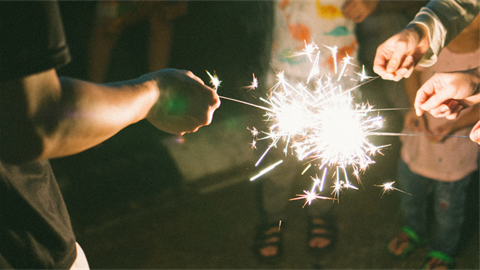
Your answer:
[421,251,455,270]
[253,222,283,263]
[307,216,337,254]
[387,226,427,259]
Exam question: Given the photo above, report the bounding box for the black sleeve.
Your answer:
[0,1,71,82]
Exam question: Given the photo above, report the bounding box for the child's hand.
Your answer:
[469,120,480,144]
[342,0,378,23]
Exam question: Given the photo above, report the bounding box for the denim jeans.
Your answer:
[397,160,474,256]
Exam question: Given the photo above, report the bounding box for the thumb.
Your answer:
[420,92,452,112]
[469,121,480,144]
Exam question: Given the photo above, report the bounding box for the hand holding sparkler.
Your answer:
[143,68,221,135]
[414,67,480,119]
[373,24,430,81]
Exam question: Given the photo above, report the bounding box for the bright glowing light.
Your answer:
[250,160,284,181]
[246,73,258,91]
[252,41,384,204]
[290,190,334,208]
[206,70,221,91]
[215,41,386,205]
[375,181,412,197]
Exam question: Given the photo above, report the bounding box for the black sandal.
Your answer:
[307,216,337,254]
[253,222,284,263]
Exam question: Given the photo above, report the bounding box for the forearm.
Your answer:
[409,0,480,67]
[0,68,218,163]
[44,77,158,158]
[0,70,158,163]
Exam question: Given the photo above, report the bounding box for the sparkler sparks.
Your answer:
[250,160,284,181]
[245,73,258,91]
[290,190,334,208]
[206,70,221,91]
[375,181,412,197]
[214,41,402,205]
[250,42,388,204]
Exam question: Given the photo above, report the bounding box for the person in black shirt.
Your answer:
[0,1,220,268]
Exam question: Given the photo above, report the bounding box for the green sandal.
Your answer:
[387,226,427,259]
[421,251,455,269]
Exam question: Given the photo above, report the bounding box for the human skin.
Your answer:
[0,68,220,164]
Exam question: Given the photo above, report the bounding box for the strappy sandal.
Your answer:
[307,216,337,254]
[253,222,284,263]
[421,251,455,270]
[387,226,427,259]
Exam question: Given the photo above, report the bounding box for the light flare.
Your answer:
[206,70,221,91]
[212,41,404,205]
[250,41,385,204]
[375,181,412,197]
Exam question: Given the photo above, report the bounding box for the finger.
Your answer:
[381,73,395,80]
[469,120,480,144]
[373,46,392,76]
[421,95,452,112]
[399,55,415,78]
[415,107,424,117]
[185,70,205,85]
[386,42,408,73]
[418,79,451,112]
[445,102,463,120]
[429,104,452,118]
[393,68,409,81]
[414,81,436,115]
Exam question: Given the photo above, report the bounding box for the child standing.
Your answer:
[254,0,359,263]
[387,15,480,270]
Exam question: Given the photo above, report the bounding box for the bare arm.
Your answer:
[0,68,220,164]
[373,24,431,81]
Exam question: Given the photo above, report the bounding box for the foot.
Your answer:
[308,218,332,249]
[259,227,280,258]
[308,217,337,253]
[422,251,455,270]
[254,223,283,262]
[423,257,450,270]
[387,232,413,256]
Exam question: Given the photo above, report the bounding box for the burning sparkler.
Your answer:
[247,42,388,204]
[206,70,221,91]
[214,41,410,205]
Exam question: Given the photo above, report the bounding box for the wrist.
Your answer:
[132,75,160,122]
[464,67,480,104]
[407,23,429,45]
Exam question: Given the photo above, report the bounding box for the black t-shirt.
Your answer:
[0,1,71,82]
[0,1,77,268]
